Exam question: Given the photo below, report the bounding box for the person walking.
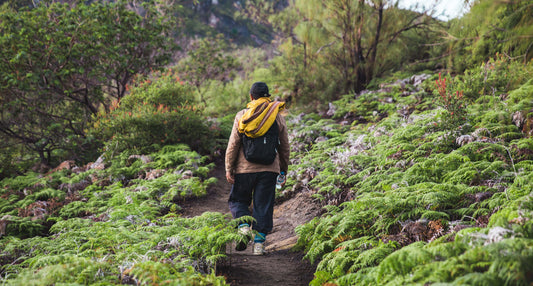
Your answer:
[225,82,290,255]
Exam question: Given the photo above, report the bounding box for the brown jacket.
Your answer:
[225,109,290,175]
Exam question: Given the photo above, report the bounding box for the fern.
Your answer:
[376,241,433,283]
[289,70,533,286]
[0,172,42,190]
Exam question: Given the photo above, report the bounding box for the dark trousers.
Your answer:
[228,172,277,234]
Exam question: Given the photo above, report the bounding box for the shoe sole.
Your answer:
[252,243,264,255]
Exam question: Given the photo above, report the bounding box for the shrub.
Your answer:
[456,55,533,102]
[89,71,212,155]
[120,70,195,110]
[197,79,249,117]
[434,73,469,133]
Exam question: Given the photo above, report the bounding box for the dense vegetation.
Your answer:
[1,0,532,285]
[290,56,533,285]
[0,144,238,285]
[0,0,177,169]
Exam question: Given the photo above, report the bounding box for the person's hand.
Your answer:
[279,172,287,187]
[226,171,234,184]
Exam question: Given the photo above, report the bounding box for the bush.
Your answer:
[120,70,195,109]
[434,73,469,133]
[89,71,212,155]
[455,55,533,102]
[0,143,34,179]
[197,79,248,117]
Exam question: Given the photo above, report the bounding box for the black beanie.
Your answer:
[250,82,270,99]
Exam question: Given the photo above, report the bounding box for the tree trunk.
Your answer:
[366,0,384,86]
[304,42,307,69]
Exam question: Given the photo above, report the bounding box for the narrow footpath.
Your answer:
[181,159,319,286]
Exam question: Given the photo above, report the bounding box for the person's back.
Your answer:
[225,82,290,255]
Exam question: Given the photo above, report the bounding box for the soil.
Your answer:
[181,159,319,286]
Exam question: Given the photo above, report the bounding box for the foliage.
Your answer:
[120,70,195,110]
[89,72,212,156]
[178,34,238,104]
[0,138,33,179]
[455,54,533,101]
[0,144,234,284]
[1,0,533,284]
[238,0,287,27]
[195,79,249,118]
[286,65,533,284]
[2,212,234,285]
[434,73,468,132]
[0,0,33,10]
[173,0,275,45]
[0,0,176,166]
[267,0,438,107]
[446,0,533,71]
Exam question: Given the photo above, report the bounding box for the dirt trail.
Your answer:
[181,159,318,286]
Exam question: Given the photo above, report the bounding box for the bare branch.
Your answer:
[315,41,335,55]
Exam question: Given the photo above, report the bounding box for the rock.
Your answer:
[59,179,91,193]
[18,201,49,221]
[326,102,336,117]
[182,170,194,179]
[474,191,494,202]
[340,120,351,126]
[512,111,524,128]
[472,127,491,138]
[89,156,106,170]
[393,78,409,89]
[145,169,165,180]
[45,160,77,175]
[89,173,99,184]
[266,236,298,251]
[400,91,412,97]
[209,13,219,27]
[410,74,431,86]
[486,227,514,245]
[397,105,413,118]
[31,163,50,173]
[456,135,475,146]
[53,160,75,171]
[0,215,13,238]
[127,155,152,166]
[71,166,86,174]
[314,136,328,143]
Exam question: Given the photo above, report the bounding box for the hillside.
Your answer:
[0,0,280,47]
[287,65,533,284]
[2,58,533,284]
[1,0,533,285]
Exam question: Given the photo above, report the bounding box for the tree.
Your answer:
[0,0,176,166]
[270,0,437,104]
[239,0,288,26]
[179,34,237,104]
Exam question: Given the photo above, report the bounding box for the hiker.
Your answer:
[225,82,290,255]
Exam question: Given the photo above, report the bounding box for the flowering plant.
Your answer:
[434,73,468,131]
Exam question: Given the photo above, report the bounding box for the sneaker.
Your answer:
[252,242,264,255]
[235,224,251,251]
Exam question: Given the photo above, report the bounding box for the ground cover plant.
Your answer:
[285,56,533,285]
[1,0,532,284]
[0,145,239,285]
